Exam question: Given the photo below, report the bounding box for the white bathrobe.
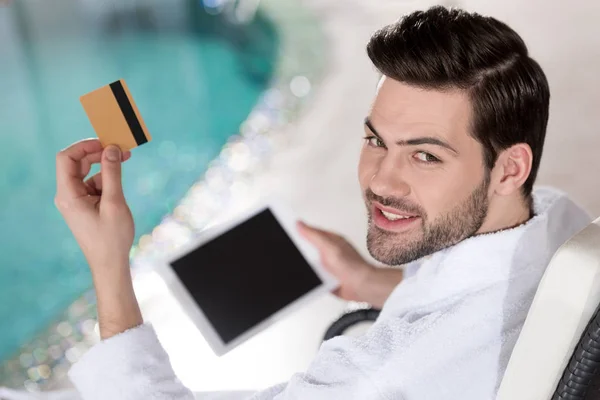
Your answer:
[0,187,592,400]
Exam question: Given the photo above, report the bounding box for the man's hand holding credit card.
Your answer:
[54,79,150,340]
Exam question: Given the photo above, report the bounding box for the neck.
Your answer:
[477,193,533,235]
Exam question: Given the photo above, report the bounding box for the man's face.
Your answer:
[359,78,490,265]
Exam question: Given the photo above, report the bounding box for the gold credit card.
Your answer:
[80,79,151,151]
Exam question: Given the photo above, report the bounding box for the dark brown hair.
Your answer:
[367,6,550,198]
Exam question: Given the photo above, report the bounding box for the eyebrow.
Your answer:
[364,117,460,156]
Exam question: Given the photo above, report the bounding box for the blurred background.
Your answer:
[0,0,599,394]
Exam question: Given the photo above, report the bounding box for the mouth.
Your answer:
[371,203,421,232]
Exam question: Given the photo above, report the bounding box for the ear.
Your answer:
[492,143,533,196]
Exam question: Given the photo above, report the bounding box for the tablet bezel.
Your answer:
[152,200,339,356]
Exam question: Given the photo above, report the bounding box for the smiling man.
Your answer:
[44,5,593,400]
[360,79,524,267]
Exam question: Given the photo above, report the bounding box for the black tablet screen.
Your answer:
[170,208,323,344]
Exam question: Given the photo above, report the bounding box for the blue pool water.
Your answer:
[0,1,278,361]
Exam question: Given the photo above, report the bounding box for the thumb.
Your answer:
[297,221,334,249]
[101,145,125,203]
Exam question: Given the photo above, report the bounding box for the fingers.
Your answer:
[56,139,104,200]
[79,152,103,179]
[297,221,340,249]
[78,150,131,177]
[81,150,132,190]
[85,172,102,195]
[57,139,132,193]
[100,146,126,203]
[298,221,365,268]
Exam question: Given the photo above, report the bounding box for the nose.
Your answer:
[369,155,411,199]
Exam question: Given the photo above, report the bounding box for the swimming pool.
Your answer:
[0,0,278,362]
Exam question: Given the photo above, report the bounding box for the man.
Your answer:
[50,6,590,400]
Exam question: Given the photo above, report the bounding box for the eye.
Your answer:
[363,136,385,148]
[415,151,441,163]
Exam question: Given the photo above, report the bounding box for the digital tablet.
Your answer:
[154,201,339,356]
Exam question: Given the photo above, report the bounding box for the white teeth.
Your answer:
[381,210,413,221]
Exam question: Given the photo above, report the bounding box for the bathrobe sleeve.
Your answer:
[68,324,196,400]
[68,323,383,400]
